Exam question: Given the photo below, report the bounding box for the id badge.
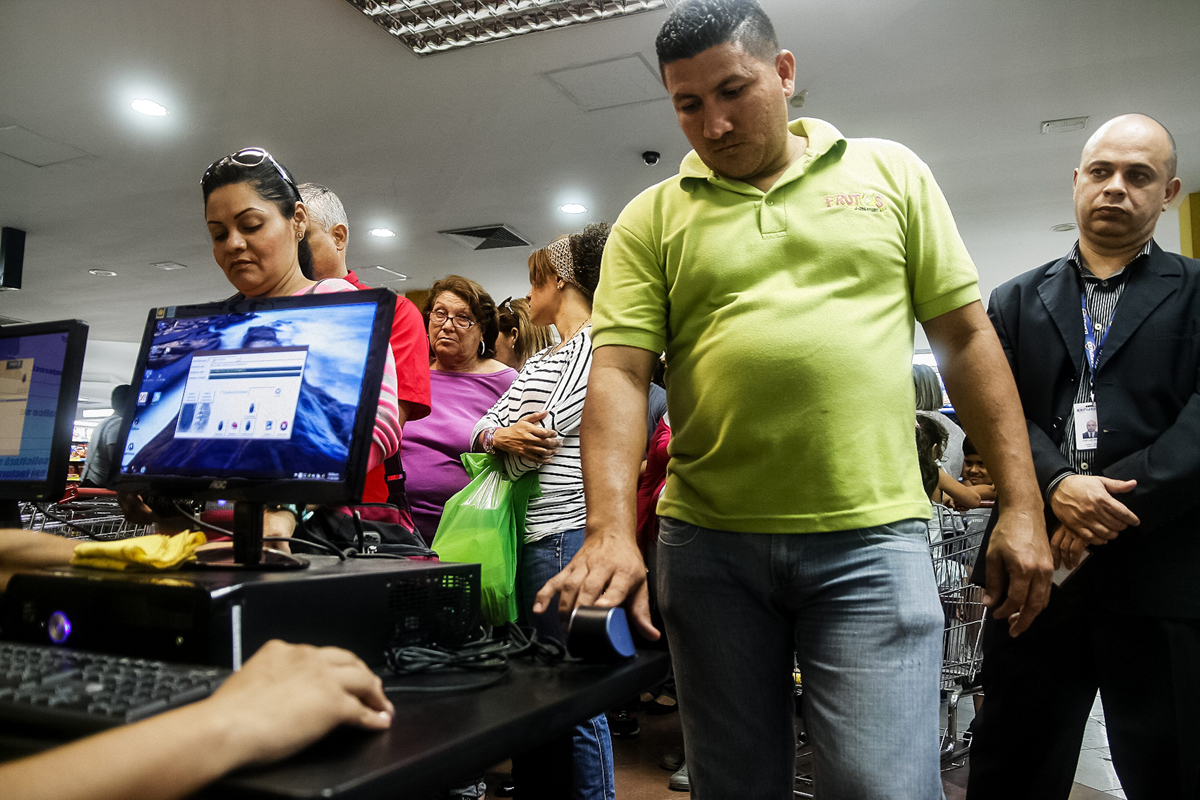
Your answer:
[1074,402,1098,450]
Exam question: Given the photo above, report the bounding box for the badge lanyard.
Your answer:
[1080,291,1113,401]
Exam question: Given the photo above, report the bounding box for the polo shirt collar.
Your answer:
[678,117,848,194]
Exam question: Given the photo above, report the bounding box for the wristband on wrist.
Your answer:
[1045,471,1075,504]
[482,427,498,455]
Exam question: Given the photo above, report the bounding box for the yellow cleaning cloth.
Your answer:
[70,531,208,571]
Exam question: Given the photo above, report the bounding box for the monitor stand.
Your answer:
[191,501,308,570]
[0,500,20,529]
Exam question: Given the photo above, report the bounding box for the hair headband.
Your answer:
[547,237,582,290]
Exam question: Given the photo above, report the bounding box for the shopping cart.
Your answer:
[929,503,988,768]
[20,488,152,541]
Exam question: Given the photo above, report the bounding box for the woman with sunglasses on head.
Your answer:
[399,276,517,543]
[472,223,615,800]
[197,148,401,472]
[119,148,402,536]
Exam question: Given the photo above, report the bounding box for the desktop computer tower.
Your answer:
[0,557,480,668]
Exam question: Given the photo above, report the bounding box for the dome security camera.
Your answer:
[642,151,661,166]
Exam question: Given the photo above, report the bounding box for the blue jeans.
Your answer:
[657,517,944,800]
[520,529,616,800]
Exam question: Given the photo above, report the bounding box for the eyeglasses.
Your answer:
[429,309,477,330]
[201,147,299,199]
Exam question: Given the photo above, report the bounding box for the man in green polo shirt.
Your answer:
[534,1,1053,797]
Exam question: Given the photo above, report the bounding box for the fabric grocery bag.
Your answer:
[432,453,540,625]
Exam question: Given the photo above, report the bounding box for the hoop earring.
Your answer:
[479,340,486,357]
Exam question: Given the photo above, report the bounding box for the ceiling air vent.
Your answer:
[440,225,532,251]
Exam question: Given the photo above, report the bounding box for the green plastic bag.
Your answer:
[432,453,540,626]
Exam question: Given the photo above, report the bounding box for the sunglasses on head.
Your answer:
[201,147,299,199]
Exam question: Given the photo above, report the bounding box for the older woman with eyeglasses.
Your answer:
[400,276,517,542]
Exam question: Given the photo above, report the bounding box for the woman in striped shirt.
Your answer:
[472,222,614,800]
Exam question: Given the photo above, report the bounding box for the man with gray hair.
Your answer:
[298,182,352,282]
[298,182,431,503]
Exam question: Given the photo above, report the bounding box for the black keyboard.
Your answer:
[0,641,229,735]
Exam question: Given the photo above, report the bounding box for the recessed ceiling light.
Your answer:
[369,228,396,238]
[373,266,408,280]
[1051,222,1077,232]
[559,203,588,215]
[130,98,169,117]
[1040,116,1089,134]
[153,261,187,270]
[88,269,117,277]
[82,408,115,418]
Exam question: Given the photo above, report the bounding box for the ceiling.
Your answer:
[3,0,1199,410]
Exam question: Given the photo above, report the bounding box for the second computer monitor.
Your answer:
[0,320,89,524]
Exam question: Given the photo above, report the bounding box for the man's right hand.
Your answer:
[532,530,660,641]
[1049,474,1139,545]
[207,640,393,768]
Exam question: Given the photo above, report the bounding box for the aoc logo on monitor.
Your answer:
[209,480,227,490]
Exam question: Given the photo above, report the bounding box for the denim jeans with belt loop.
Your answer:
[656,516,944,800]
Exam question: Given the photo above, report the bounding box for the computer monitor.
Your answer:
[0,320,89,527]
[113,289,395,567]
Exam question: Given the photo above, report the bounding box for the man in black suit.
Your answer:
[967,114,1197,799]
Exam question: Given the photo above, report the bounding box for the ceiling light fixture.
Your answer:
[1051,223,1077,232]
[82,408,115,419]
[88,269,117,277]
[369,228,396,238]
[153,261,187,270]
[344,0,669,56]
[373,266,408,280]
[1040,116,1089,134]
[559,203,587,214]
[130,99,169,117]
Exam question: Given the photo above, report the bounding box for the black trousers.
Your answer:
[966,584,1200,800]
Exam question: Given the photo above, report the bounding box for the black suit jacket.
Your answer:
[980,242,1200,617]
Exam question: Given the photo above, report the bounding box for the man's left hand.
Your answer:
[983,509,1054,637]
[1050,524,1095,570]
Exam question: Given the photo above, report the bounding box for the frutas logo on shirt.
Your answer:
[823,192,886,212]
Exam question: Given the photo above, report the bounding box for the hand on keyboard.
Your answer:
[204,639,394,766]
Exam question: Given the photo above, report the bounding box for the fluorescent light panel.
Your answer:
[344,0,669,56]
[1040,116,1089,134]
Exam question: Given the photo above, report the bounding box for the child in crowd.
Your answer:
[960,437,997,502]
[916,417,981,510]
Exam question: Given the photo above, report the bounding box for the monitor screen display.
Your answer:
[116,291,394,504]
[0,320,89,502]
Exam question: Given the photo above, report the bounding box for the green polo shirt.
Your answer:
[592,118,980,533]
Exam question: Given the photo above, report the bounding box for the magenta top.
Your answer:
[404,367,517,543]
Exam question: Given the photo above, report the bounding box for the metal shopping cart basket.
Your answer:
[930,503,989,768]
[20,488,153,541]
